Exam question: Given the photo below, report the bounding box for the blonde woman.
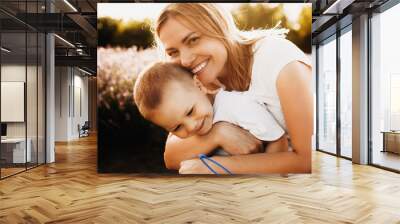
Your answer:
[155,3,313,174]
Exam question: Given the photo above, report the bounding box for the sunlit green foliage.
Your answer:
[97,4,311,53]
[98,17,155,49]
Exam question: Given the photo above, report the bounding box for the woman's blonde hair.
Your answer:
[155,3,287,91]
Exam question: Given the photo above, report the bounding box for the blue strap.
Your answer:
[199,154,233,175]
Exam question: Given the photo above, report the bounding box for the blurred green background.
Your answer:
[98,3,311,53]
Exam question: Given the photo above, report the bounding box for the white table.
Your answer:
[1,138,31,163]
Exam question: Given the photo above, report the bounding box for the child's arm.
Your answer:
[164,133,218,170]
[264,135,289,154]
[164,122,263,170]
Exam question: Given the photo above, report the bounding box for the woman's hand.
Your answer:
[212,122,263,155]
[179,159,211,174]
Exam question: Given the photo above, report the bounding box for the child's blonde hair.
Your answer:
[133,62,194,119]
[155,3,287,91]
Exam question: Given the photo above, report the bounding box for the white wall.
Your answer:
[55,67,89,141]
[73,73,89,136]
[55,67,69,141]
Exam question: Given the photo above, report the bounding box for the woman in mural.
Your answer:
[155,3,313,174]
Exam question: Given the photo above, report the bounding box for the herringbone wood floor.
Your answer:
[0,134,399,224]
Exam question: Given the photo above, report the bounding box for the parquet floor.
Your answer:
[0,134,400,223]
[1,167,26,178]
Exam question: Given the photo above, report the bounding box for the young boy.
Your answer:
[133,62,288,172]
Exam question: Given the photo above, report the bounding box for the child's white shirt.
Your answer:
[212,90,284,142]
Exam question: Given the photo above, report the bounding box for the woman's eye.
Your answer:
[189,37,199,45]
[168,51,179,57]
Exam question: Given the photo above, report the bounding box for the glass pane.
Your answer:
[312,46,317,151]
[340,29,352,158]
[318,36,337,154]
[1,30,27,177]
[38,32,45,165]
[371,4,400,171]
[26,0,40,170]
[27,31,38,169]
[1,1,46,178]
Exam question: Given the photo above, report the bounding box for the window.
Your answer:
[317,35,337,154]
[339,27,352,158]
[370,2,400,171]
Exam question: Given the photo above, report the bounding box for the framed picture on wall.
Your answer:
[1,81,25,122]
[97,2,312,174]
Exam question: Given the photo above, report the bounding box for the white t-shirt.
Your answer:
[211,90,285,156]
[248,36,311,132]
[210,36,309,156]
[213,90,284,141]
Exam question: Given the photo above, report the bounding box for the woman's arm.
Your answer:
[164,122,263,170]
[180,152,309,174]
[276,60,313,172]
[179,61,313,174]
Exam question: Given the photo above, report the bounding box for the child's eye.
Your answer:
[187,107,194,116]
[173,124,182,132]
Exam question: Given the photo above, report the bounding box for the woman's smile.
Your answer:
[192,59,209,75]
